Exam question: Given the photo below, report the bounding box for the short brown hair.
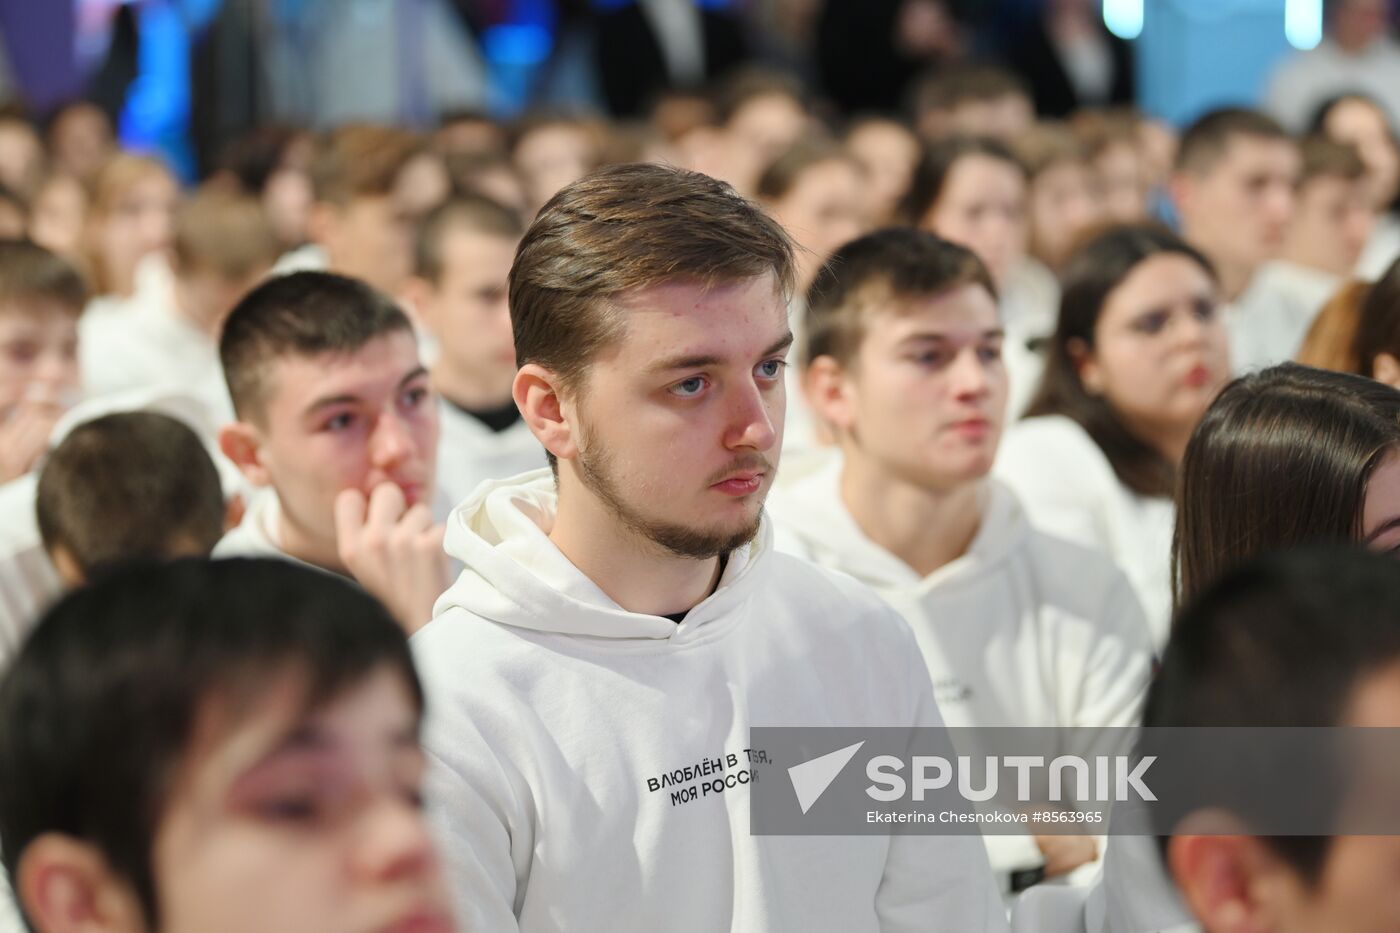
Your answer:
[805,227,995,368]
[36,411,225,578]
[309,124,423,205]
[1175,108,1293,176]
[509,162,795,394]
[414,194,524,282]
[1298,134,1367,185]
[0,239,87,315]
[756,140,859,202]
[1013,122,1089,179]
[173,189,279,281]
[911,65,1029,118]
[220,271,413,422]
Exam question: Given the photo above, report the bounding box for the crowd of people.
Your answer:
[1,3,1400,932]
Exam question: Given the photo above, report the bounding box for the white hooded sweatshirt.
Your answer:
[768,464,1154,884]
[767,464,1153,735]
[411,470,1008,933]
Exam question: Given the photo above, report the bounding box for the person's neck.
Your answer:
[1209,252,1255,303]
[271,497,350,577]
[432,364,514,413]
[1279,241,1345,279]
[839,451,984,578]
[1333,32,1379,56]
[548,471,726,617]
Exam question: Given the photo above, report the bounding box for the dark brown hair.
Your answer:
[0,238,88,314]
[309,124,423,205]
[1026,224,1215,498]
[219,271,413,422]
[756,140,858,202]
[900,136,1025,226]
[414,193,524,282]
[1353,255,1400,377]
[805,227,995,368]
[36,412,225,577]
[1175,107,1292,176]
[1171,363,1400,611]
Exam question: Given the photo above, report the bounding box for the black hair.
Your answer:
[219,270,413,421]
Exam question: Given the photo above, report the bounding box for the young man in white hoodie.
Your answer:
[411,163,1007,932]
[766,228,1155,885]
[214,271,450,634]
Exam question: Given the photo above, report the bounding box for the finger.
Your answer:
[366,482,407,528]
[334,487,369,539]
[396,502,434,536]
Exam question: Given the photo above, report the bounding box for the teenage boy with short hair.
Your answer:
[215,271,449,633]
[403,195,545,504]
[1171,108,1301,372]
[1098,547,1400,933]
[0,557,455,933]
[412,163,1006,932]
[767,227,1154,886]
[1236,136,1375,369]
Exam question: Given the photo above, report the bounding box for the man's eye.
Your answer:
[325,413,356,431]
[403,387,429,408]
[669,376,707,398]
[756,359,784,380]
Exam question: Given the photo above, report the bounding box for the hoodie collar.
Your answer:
[770,457,1028,591]
[435,469,768,641]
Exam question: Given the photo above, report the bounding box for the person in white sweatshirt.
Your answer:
[78,190,279,421]
[214,271,451,634]
[411,163,1007,933]
[767,227,1154,890]
[401,194,546,507]
[997,225,1232,644]
[1230,136,1374,372]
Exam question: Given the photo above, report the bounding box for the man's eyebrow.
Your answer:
[647,331,794,374]
[300,366,428,417]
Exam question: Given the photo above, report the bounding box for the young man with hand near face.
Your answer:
[215,271,449,633]
[412,164,1007,932]
[768,228,1154,890]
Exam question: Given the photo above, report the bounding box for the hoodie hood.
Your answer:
[433,469,770,641]
[768,457,1029,592]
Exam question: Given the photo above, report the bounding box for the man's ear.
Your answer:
[1168,819,1305,933]
[218,423,272,488]
[803,355,857,434]
[1373,351,1400,389]
[16,834,147,933]
[514,364,577,462]
[47,544,85,589]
